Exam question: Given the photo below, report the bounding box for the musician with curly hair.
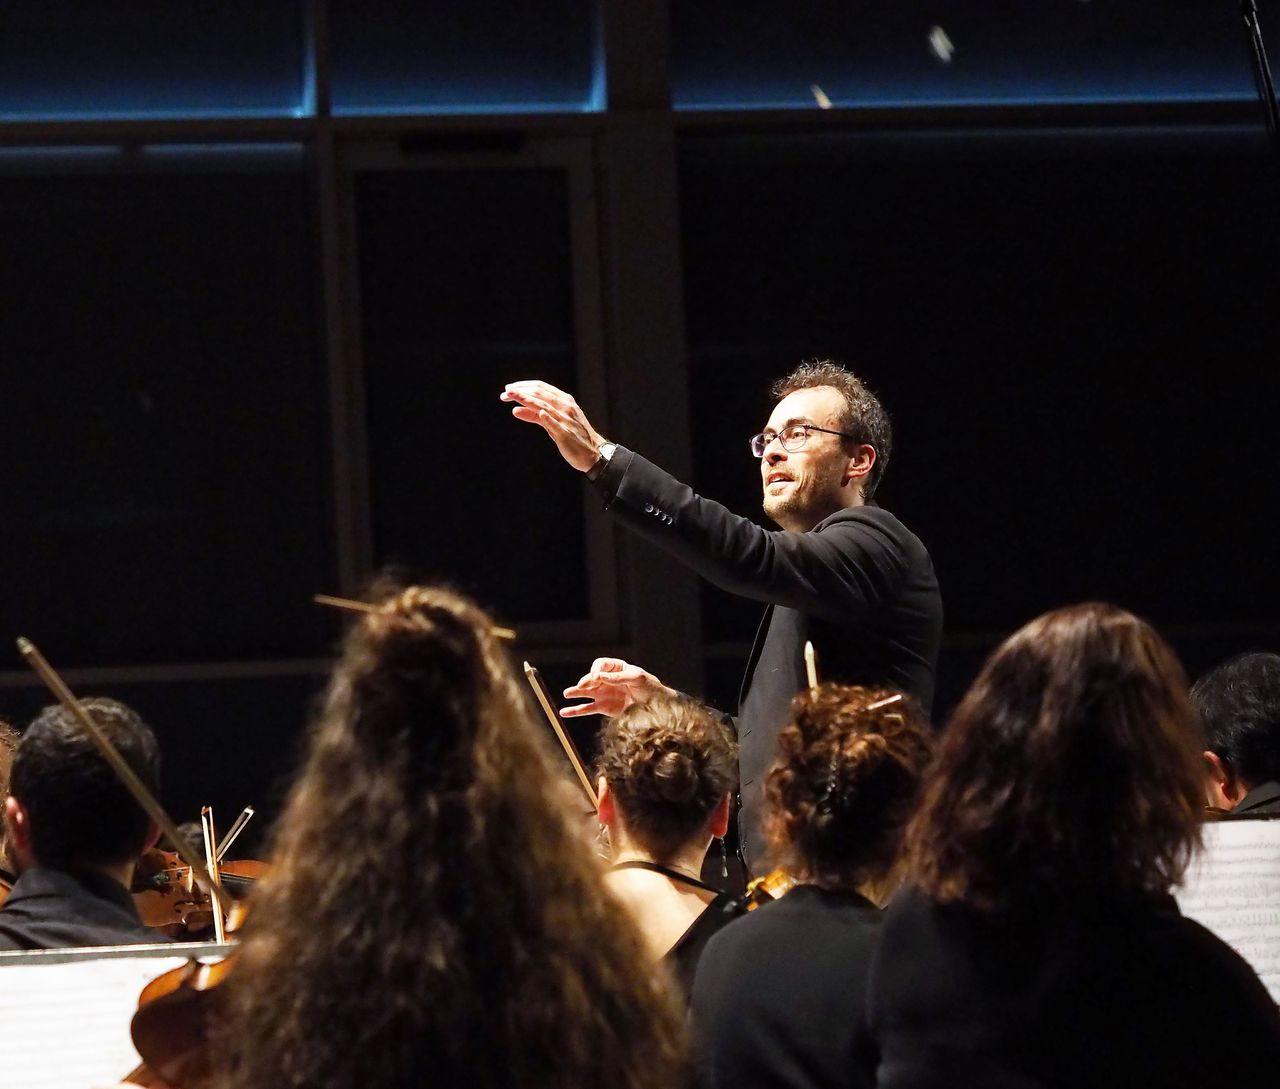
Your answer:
[690,684,932,1089]
[597,693,740,995]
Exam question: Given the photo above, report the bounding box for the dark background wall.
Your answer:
[1,2,1277,854]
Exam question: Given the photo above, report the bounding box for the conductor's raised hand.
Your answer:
[501,380,607,472]
[561,657,671,718]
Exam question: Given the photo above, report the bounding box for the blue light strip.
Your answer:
[0,106,304,123]
[676,91,1259,112]
[332,99,598,117]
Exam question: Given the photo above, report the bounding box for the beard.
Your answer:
[762,474,848,531]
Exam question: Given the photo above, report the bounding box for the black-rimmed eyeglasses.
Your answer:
[749,423,856,458]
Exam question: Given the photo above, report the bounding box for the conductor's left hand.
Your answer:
[501,380,607,472]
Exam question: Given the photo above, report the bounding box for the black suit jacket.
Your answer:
[0,867,160,950]
[597,447,942,866]
[1234,780,1280,816]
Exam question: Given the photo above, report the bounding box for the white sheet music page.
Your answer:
[0,951,190,1089]
[1177,819,1280,1004]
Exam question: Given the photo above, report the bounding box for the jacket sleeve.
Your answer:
[594,446,908,623]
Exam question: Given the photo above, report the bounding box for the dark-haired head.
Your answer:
[771,360,892,500]
[215,584,686,1089]
[597,694,738,864]
[7,698,160,871]
[1192,651,1280,808]
[764,685,931,897]
[905,603,1205,914]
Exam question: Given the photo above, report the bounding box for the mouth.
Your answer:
[765,473,793,488]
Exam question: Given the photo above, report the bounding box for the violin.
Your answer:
[742,868,797,910]
[132,848,267,939]
[132,805,266,939]
[124,901,248,1088]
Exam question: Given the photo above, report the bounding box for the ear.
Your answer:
[708,792,732,839]
[843,444,876,487]
[5,795,34,868]
[1203,750,1245,809]
[596,777,615,826]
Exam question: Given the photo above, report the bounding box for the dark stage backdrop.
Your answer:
[1,2,1278,850]
[680,125,1280,716]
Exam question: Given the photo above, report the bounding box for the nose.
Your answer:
[763,439,787,465]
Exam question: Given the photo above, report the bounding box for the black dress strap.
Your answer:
[610,859,722,895]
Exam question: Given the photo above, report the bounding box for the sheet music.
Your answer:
[0,943,227,1089]
[1177,819,1280,1003]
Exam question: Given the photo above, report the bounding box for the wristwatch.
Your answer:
[586,441,617,482]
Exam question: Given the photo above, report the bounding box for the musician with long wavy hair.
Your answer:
[210,585,688,1089]
[869,603,1280,1089]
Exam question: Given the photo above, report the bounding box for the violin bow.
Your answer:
[804,640,820,693]
[313,593,517,640]
[216,805,254,863]
[200,806,227,944]
[16,637,234,919]
[523,661,599,810]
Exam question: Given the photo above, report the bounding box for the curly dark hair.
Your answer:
[770,359,893,500]
[597,694,738,863]
[1191,651,1280,793]
[764,685,932,891]
[905,603,1206,914]
[11,699,160,868]
[212,586,688,1089]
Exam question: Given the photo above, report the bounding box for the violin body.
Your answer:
[129,954,237,1089]
[132,848,266,940]
[742,868,798,910]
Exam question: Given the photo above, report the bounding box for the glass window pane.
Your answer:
[356,167,590,622]
[330,0,599,115]
[673,2,1276,109]
[0,3,305,119]
[680,127,1280,642]
[0,150,332,666]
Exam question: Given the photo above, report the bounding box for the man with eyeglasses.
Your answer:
[502,360,941,875]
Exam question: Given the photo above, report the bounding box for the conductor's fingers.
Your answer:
[559,699,607,718]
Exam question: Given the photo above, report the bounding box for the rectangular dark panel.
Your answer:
[673,2,1278,108]
[680,126,1280,668]
[0,154,331,665]
[356,167,590,623]
[0,3,304,118]
[331,0,598,114]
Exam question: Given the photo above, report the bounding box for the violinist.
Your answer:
[205,585,688,1089]
[0,698,164,950]
[689,685,931,1089]
[596,693,741,997]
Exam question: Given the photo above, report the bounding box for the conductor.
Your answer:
[502,360,942,873]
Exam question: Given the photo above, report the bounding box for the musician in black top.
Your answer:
[689,685,933,1089]
[870,604,1280,1089]
[596,692,742,997]
[0,698,162,950]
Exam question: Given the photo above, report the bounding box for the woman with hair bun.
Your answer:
[689,684,932,1089]
[597,693,740,995]
[209,585,688,1089]
[870,603,1280,1089]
